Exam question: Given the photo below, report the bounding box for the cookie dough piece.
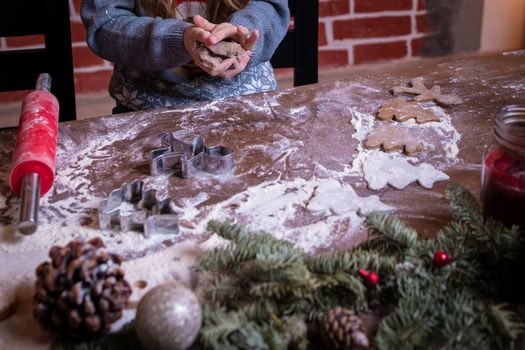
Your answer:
[0,285,17,321]
[378,98,441,123]
[306,179,393,216]
[194,40,246,70]
[392,77,463,106]
[364,124,428,155]
[363,152,449,190]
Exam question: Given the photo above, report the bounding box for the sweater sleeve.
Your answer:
[81,0,193,70]
[229,0,290,67]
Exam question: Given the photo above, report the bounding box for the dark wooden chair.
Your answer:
[270,0,319,86]
[0,0,76,121]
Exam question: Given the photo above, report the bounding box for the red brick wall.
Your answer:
[0,0,432,102]
[319,0,431,66]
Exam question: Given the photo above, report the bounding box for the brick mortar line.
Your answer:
[322,18,335,47]
[320,18,335,46]
[408,0,419,57]
[325,32,432,48]
[349,44,355,65]
[70,15,82,23]
[74,65,113,74]
[322,9,427,21]
[1,42,89,50]
[355,9,428,17]
[69,0,78,17]
[0,44,45,51]
[72,41,89,48]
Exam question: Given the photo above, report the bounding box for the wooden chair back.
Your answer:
[270,0,319,86]
[0,0,76,121]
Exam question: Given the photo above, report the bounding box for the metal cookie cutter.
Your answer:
[150,133,234,178]
[98,180,179,237]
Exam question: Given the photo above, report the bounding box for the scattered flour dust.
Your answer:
[183,177,393,252]
[503,83,525,90]
[0,221,172,254]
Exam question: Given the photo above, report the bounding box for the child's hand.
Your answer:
[183,25,235,76]
[191,15,258,78]
[193,15,258,51]
[183,25,211,60]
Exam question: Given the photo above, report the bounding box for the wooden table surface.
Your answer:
[0,51,524,348]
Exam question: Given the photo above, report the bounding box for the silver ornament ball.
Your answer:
[135,283,202,350]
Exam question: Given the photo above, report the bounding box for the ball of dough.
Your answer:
[135,283,202,350]
[194,40,245,70]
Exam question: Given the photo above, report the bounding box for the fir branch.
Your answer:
[200,307,307,350]
[308,249,396,275]
[202,221,304,271]
[239,300,278,321]
[375,288,438,350]
[207,220,297,250]
[488,304,525,342]
[205,275,241,305]
[445,184,484,227]
[365,212,419,255]
[200,307,265,349]
[239,253,310,284]
[207,220,261,243]
[249,281,314,300]
[278,315,308,350]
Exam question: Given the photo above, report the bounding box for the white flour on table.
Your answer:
[181,177,393,252]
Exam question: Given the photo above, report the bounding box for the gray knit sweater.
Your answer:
[81,0,290,110]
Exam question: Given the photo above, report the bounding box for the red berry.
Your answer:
[359,269,379,287]
[434,250,451,267]
[367,272,379,285]
[358,269,368,278]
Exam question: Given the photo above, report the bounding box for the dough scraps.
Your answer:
[194,40,245,70]
[364,124,429,155]
[392,77,463,106]
[363,152,449,190]
[306,179,393,216]
[378,98,441,123]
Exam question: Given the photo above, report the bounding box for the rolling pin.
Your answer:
[9,73,60,235]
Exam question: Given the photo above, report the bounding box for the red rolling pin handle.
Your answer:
[8,73,60,234]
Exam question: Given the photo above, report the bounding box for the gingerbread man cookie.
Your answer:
[392,77,463,106]
[364,124,428,155]
[378,98,441,123]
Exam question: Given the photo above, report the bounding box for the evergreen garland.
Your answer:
[51,185,525,349]
[199,184,525,350]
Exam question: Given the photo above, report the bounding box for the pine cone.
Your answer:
[33,237,132,339]
[320,307,369,350]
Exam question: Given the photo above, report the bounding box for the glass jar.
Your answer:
[481,105,525,228]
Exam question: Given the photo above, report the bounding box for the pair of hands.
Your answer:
[183,15,258,79]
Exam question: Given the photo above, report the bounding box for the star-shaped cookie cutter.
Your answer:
[150,133,234,178]
[98,180,179,237]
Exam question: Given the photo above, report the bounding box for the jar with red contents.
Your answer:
[481,105,525,228]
